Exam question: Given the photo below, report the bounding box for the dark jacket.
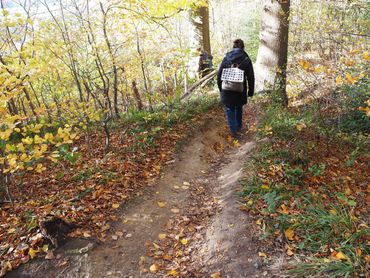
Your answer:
[217,48,255,106]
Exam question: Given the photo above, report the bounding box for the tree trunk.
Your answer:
[189,1,211,78]
[132,80,143,111]
[190,3,211,54]
[255,0,290,106]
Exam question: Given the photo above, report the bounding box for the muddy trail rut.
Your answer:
[8,109,269,278]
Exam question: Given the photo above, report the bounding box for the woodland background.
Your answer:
[0,0,369,276]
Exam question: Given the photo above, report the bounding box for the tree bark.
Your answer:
[190,2,211,54]
[255,0,290,106]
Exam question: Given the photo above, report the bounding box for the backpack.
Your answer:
[221,58,247,92]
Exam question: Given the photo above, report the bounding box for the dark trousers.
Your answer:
[225,105,243,135]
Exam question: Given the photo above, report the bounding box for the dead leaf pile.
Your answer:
[0,108,223,276]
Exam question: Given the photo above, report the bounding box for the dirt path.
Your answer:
[192,141,263,277]
[8,110,265,278]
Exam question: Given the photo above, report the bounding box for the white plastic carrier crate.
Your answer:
[221,68,244,82]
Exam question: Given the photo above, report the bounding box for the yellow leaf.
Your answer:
[28,248,38,259]
[299,59,311,71]
[329,209,337,215]
[42,245,49,252]
[344,187,352,196]
[157,201,167,208]
[335,75,343,85]
[256,219,262,225]
[345,72,356,84]
[334,251,348,261]
[363,52,370,61]
[112,203,120,209]
[296,122,306,131]
[247,199,253,206]
[344,60,355,67]
[260,184,269,190]
[35,163,46,173]
[167,269,178,276]
[284,228,295,241]
[181,238,188,245]
[233,140,241,147]
[158,233,167,240]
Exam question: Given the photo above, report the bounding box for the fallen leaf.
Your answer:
[278,204,289,214]
[112,203,120,209]
[256,219,262,225]
[171,208,180,214]
[336,75,343,85]
[115,231,124,237]
[181,185,189,190]
[233,140,241,147]
[167,269,178,276]
[153,242,160,249]
[158,233,167,240]
[83,231,91,238]
[112,235,118,240]
[284,228,295,241]
[28,248,38,259]
[258,252,267,258]
[42,244,49,252]
[149,264,159,273]
[183,181,190,186]
[173,185,180,189]
[211,272,221,278]
[157,201,167,208]
[334,251,348,261]
[329,209,337,215]
[296,122,306,131]
[139,256,145,267]
[45,250,55,260]
[286,244,294,256]
[58,260,68,267]
[356,248,362,257]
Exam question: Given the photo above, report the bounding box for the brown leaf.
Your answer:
[211,272,221,278]
[157,201,167,208]
[45,251,55,260]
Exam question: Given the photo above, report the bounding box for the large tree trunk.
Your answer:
[188,1,211,78]
[190,2,211,53]
[255,0,290,106]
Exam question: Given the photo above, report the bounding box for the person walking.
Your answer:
[217,39,255,138]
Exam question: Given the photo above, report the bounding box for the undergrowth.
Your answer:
[242,81,369,277]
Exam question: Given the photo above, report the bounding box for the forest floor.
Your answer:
[4,97,368,277]
[5,104,277,277]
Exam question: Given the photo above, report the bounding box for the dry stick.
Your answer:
[103,115,112,155]
[180,69,217,100]
[5,175,14,207]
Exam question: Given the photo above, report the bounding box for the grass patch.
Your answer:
[242,87,369,276]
